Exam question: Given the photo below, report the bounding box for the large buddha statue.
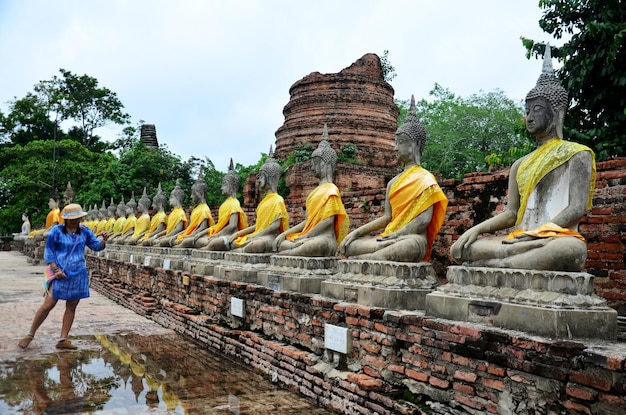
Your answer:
[14,212,31,241]
[154,179,188,247]
[450,45,595,272]
[339,97,448,262]
[273,125,349,257]
[125,189,152,245]
[174,172,214,248]
[196,159,248,250]
[140,184,168,245]
[229,147,289,253]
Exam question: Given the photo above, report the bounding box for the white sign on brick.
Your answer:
[143,256,151,266]
[163,258,171,270]
[325,324,352,354]
[231,297,245,318]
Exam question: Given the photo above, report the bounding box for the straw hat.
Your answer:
[62,203,88,220]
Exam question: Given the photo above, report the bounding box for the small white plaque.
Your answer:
[129,254,134,263]
[105,252,109,259]
[231,297,245,318]
[143,256,151,266]
[163,258,171,270]
[325,324,352,354]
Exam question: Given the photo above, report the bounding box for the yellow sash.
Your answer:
[177,204,213,241]
[104,217,116,232]
[165,207,188,235]
[235,192,289,245]
[46,208,61,228]
[112,217,126,234]
[132,214,151,238]
[121,215,137,234]
[208,197,248,236]
[517,138,595,227]
[380,165,448,261]
[140,211,167,241]
[287,182,349,243]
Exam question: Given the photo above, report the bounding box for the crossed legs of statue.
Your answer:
[344,235,427,262]
[277,235,337,257]
[457,236,587,272]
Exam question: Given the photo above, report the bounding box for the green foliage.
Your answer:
[522,0,626,159]
[337,143,359,163]
[403,84,533,179]
[380,50,397,82]
[283,142,314,168]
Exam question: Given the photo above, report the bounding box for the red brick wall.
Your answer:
[88,258,626,415]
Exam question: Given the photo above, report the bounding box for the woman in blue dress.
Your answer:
[19,203,109,350]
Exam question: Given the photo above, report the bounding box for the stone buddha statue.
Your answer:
[273,125,349,257]
[94,201,110,236]
[109,195,137,244]
[14,212,31,241]
[195,159,248,250]
[125,189,152,245]
[140,184,168,245]
[153,179,188,247]
[450,44,595,272]
[229,146,289,253]
[174,172,215,248]
[339,96,448,262]
[109,197,127,239]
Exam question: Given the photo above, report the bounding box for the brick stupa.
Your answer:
[272,54,400,215]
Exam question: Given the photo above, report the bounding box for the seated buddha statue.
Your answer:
[450,45,595,272]
[14,213,31,241]
[109,197,127,240]
[140,184,168,245]
[109,195,137,244]
[339,96,448,262]
[153,179,188,247]
[229,147,289,253]
[195,159,248,250]
[273,125,349,257]
[125,189,152,245]
[174,172,215,248]
[93,201,109,237]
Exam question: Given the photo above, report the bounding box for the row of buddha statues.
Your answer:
[24,47,595,273]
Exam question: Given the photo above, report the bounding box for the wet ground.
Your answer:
[0,250,332,414]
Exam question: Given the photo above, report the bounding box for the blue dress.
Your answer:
[44,224,104,300]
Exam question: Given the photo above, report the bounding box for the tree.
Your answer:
[380,50,396,83]
[400,84,532,179]
[522,0,626,159]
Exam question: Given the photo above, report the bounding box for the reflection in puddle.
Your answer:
[0,333,331,414]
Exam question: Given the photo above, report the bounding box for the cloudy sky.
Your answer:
[0,1,557,170]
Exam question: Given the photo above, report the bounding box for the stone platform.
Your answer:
[321,260,442,310]
[425,266,617,339]
[256,256,338,294]
[213,252,273,283]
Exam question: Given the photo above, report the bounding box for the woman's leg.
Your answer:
[60,300,80,339]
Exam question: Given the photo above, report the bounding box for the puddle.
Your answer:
[0,332,332,414]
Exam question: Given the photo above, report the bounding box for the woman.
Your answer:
[19,203,109,350]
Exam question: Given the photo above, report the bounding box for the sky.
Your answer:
[0,0,559,171]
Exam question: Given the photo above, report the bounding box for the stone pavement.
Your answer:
[0,250,172,362]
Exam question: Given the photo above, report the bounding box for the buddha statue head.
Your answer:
[191,171,208,204]
[169,179,185,208]
[107,198,117,218]
[116,197,126,217]
[139,188,151,213]
[395,95,427,163]
[63,182,75,207]
[525,43,568,139]
[98,201,108,219]
[222,158,240,197]
[48,194,59,210]
[127,192,137,214]
[311,124,337,179]
[153,183,166,211]
[258,146,281,193]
